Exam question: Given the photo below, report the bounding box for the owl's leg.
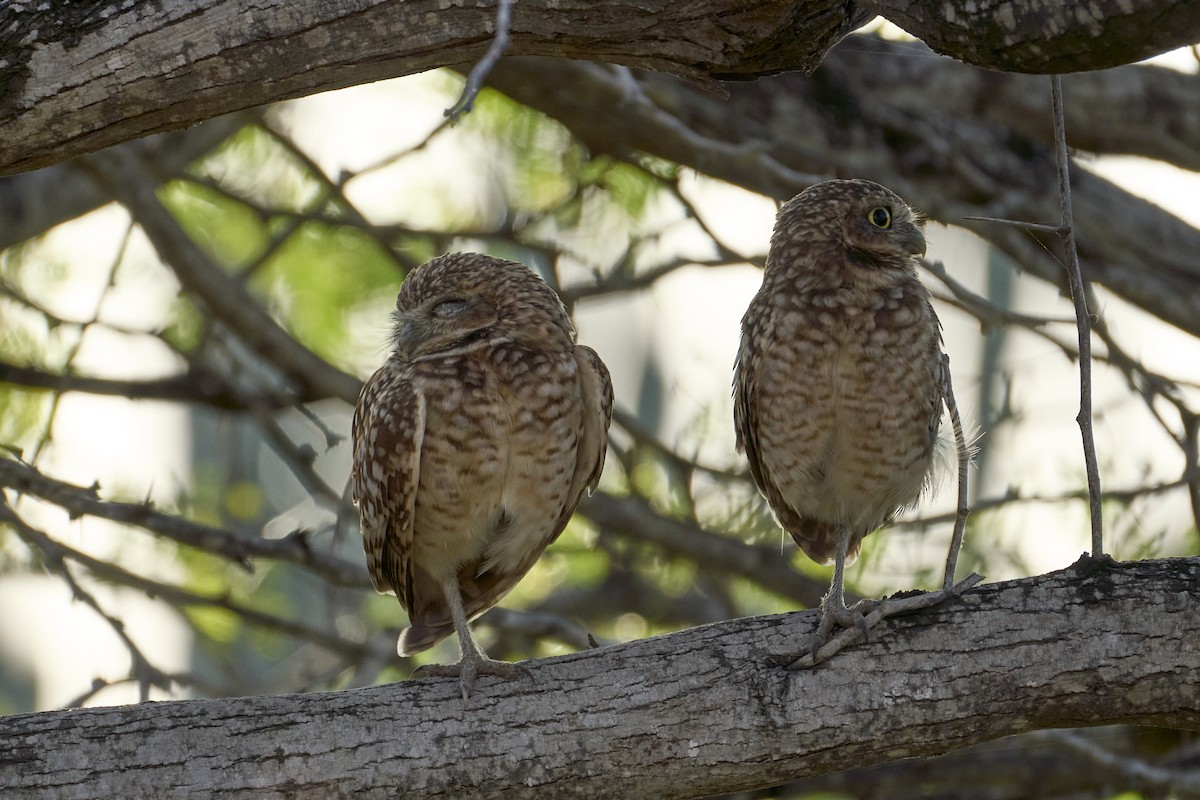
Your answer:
[411,578,532,704]
[811,526,878,661]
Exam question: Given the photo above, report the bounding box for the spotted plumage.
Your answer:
[733,179,944,656]
[353,252,612,700]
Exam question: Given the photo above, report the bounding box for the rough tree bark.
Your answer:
[2,0,1199,176]
[1,557,1196,799]
[866,0,1200,73]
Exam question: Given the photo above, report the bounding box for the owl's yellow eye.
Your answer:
[868,207,892,228]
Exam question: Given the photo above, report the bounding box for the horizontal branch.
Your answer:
[4,0,1198,176]
[0,0,865,176]
[0,498,387,660]
[580,492,827,608]
[0,360,286,410]
[3,556,1197,798]
[867,0,1200,74]
[0,457,367,587]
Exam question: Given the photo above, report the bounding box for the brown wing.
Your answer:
[733,315,845,565]
[352,366,425,613]
[399,346,614,655]
[732,324,767,491]
[568,344,614,499]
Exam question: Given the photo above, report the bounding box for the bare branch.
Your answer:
[444,0,514,120]
[1030,729,1200,794]
[2,557,1195,798]
[940,354,971,591]
[1050,75,1104,557]
[0,498,388,661]
[864,0,1200,73]
[763,728,1200,800]
[0,0,865,176]
[486,56,1200,338]
[579,492,828,609]
[81,147,362,405]
[0,457,367,587]
[0,360,290,410]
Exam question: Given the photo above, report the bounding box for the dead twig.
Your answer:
[1050,74,1104,558]
[445,0,514,120]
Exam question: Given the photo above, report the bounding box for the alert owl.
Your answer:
[353,252,613,701]
[733,179,944,659]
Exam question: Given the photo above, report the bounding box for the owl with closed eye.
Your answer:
[353,252,613,701]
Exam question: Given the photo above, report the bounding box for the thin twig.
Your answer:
[25,223,131,464]
[940,354,971,591]
[54,563,170,703]
[0,498,389,659]
[962,215,1062,234]
[444,0,514,120]
[1051,75,1104,557]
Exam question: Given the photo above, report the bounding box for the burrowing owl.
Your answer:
[733,179,944,659]
[353,252,613,701]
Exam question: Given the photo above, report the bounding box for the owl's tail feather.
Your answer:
[790,518,864,566]
[396,559,527,656]
[398,622,452,656]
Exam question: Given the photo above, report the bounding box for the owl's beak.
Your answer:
[390,310,428,355]
[898,223,927,258]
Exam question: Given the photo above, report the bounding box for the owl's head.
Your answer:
[772,179,927,278]
[388,252,574,361]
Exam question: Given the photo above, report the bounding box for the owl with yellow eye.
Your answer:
[734,179,945,659]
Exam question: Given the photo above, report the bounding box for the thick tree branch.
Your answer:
[3,1,1198,177]
[4,36,1197,256]
[0,0,867,176]
[866,0,1200,74]
[3,41,1198,343]
[3,556,1196,799]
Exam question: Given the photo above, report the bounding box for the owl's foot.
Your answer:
[766,593,879,670]
[777,573,985,670]
[412,654,533,706]
[810,592,881,661]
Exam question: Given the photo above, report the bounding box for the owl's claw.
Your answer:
[809,594,880,661]
[782,574,984,669]
[412,655,533,706]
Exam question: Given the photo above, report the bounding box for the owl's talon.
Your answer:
[412,656,532,705]
[810,596,876,658]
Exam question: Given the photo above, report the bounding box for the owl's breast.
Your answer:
[755,284,941,531]
[410,349,582,578]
